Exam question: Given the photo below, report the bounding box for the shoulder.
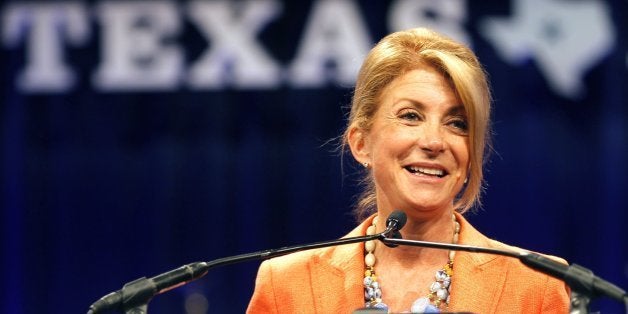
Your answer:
[247,219,372,313]
[248,249,327,313]
[258,245,339,277]
[485,238,569,291]
[489,244,570,313]
[453,213,570,312]
[487,238,568,264]
[258,216,373,274]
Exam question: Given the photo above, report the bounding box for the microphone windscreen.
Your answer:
[387,210,407,230]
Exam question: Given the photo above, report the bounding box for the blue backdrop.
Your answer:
[1,1,626,313]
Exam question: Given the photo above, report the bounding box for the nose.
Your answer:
[418,124,444,155]
[423,139,444,153]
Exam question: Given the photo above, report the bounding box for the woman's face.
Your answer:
[352,66,470,217]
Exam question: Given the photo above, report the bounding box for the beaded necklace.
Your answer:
[363,214,460,313]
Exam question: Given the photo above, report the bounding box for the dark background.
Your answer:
[1,1,626,313]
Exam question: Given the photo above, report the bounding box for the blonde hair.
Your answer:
[342,28,492,220]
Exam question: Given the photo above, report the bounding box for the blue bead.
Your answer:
[424,304,440,313]
[435,270,447,281]
[372,302,388,309]
[411,297,430,313]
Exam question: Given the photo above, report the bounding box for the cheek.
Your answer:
[371,130,415,160]
[454,140,470,168]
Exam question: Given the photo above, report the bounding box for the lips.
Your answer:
[404,165,447,178]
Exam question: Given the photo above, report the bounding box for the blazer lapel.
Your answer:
[309,217,375,313]
[449,213,509,313]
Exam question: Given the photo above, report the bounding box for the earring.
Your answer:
[363,162,370,168]
[464,177,468,184]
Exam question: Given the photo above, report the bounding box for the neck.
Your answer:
[374,208,456,265]
[402,210,455,241]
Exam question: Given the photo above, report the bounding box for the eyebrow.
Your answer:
[393,98,466,116]
[447,105,467,116]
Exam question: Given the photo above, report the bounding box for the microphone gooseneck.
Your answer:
[380,232,627,304]
[88,211,406,314]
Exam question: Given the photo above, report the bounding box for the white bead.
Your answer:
[366,225,376,235]
[435,270,447,281]
[365,240,375,252]
[437,288,449,300]
[365,253,375,267]
[430,281,441,292]
[442,277,451,288]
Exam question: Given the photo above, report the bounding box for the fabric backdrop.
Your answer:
[1,1,626,313]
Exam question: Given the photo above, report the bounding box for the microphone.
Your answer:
[383,210,406,247]
[519,252,627,303]
[87,262,209,314]
[385,210,407,237]
[87,211,406,314]
[380,232,627,304]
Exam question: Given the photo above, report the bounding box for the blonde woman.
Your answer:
[248,28,569,313]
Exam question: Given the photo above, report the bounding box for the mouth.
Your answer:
[404,165,448,178]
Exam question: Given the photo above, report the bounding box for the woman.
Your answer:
[247,28,570,313]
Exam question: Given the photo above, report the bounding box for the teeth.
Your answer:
[407,166,445,177]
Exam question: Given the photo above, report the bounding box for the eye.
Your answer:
[398,109,421,122]
[449,117,469,133]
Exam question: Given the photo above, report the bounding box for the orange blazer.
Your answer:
[247,213,570,313]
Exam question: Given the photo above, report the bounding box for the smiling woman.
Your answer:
[345,29,491,220]
[247,28,570,314]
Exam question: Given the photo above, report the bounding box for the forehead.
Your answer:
[378,66,461,110]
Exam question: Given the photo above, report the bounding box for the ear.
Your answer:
[347,125,371,165]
